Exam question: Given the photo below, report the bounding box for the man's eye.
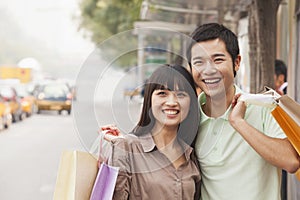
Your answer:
[214,58,224,63]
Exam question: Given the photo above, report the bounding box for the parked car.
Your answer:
[14,84,37,117]
[35,82,72,114]
[0,96,12,130]
[0,85,25,122]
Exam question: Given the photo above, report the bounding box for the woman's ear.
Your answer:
[234,55,241,72]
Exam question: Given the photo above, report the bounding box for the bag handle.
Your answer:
[238,86,281,108]
[97,131,108,167]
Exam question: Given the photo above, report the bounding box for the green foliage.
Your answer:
[80,0,142,44]
[79,0,142,67]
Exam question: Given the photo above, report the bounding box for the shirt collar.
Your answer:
[139,132,193,161]
[177,138,193,161]
[139,132,156,152]
[199,85,244,123]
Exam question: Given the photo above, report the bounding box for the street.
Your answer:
[0,99,141,200]
[0,112,81,199]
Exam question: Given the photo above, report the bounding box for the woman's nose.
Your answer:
[165,93,178,106]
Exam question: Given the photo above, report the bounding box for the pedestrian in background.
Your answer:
[274,59,288,95]
[274,59,288,200]
[275,59,300,200]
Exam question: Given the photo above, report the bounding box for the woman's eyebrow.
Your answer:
[192,56,203,60]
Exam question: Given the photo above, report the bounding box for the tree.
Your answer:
[248,0,281,93]
[80,0,142,43]
[79,0,143,67]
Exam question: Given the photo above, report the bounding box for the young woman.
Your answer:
[106,64,201,200]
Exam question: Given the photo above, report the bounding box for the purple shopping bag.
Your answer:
[90,162,119,200]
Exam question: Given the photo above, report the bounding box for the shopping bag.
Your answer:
[271,95,300,181]
[90,131,119,200]
[271,95,300,154]
[53,151,98,200]
[90,163,119,200]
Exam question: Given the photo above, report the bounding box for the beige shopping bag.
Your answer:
[53,151,98,200]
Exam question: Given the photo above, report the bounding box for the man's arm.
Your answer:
[229,95,300,173]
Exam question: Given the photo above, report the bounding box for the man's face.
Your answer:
[274,74,284,88]
[190,39,239,99]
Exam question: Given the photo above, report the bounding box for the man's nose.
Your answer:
[202,60,217,75]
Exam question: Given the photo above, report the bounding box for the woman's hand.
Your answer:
[99,124,124,142]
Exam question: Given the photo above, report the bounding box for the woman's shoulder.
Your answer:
[110,133,140,149]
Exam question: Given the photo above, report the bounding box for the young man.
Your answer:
[187,23,300,199]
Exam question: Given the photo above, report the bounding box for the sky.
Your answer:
[0,0,95,79]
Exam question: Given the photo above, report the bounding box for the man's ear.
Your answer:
[234,55,241,72]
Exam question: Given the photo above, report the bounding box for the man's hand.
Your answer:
[229,93,247,128]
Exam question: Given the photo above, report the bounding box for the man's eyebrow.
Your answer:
[192,53,225,60]
[212,53,226,57]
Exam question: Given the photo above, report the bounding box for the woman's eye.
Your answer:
[176,92,188,97]
[193,61,204,67]
[157,91,167,95]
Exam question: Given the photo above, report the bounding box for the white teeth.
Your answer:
[204,78,220,84]
[164,110,178,115]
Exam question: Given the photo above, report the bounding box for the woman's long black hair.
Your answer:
[131,64,199,147]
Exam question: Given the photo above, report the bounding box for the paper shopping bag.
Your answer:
[53,151,98,200]
[90,163,119,200]
[271,95,300,155]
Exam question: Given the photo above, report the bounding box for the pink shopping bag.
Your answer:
[90,131,119,200]
[90,161,119,200]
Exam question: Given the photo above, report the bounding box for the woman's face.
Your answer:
[151,88,191,129]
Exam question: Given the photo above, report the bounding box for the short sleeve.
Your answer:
[261,106,286,139]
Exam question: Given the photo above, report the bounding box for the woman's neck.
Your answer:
[151,126,178,149]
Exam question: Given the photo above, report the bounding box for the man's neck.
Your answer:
[203,86,235,118]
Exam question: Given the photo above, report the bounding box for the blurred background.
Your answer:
[0,0,299,199]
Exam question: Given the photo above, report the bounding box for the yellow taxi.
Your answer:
[0,96,13,130]
[35,82,72,115]
[0,85,24,122]
[15,84,37,117]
